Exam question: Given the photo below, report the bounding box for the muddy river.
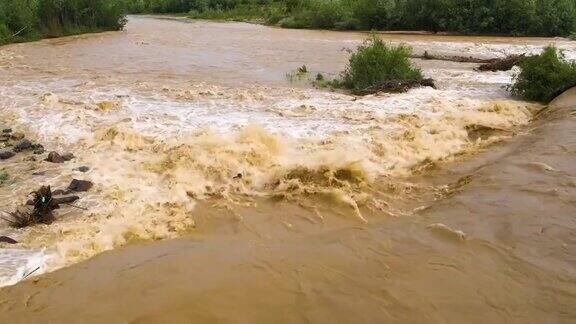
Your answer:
[0,15,573,298]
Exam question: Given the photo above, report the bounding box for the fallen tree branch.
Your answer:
[11,27,27,38]
[476,54,526,72]
[412,51,495,63]
[412,51,527,71]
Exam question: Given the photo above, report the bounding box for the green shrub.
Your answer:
[510,46,576,103]
[337,35,423,94]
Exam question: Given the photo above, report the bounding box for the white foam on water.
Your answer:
[0,248,48,287]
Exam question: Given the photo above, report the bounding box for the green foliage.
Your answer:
[188,2,282,21]
[0,0,40,44]
[37,0,126,37]
[127,0,576,37]
[281,0,351,29]
[510,46,576,103]
[0,0,126,46]
[337,35,422,94]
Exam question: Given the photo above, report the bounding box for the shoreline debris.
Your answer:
[4,185,84,228]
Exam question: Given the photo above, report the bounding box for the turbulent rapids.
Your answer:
[0,16,573,286]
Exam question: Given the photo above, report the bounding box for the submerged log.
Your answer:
[413,51,526,72]
[355,78,436,95]
[476,54,525,72]
[413,51,494,63]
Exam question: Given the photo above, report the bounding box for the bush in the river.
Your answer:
[510,46,576,103]
[336,35,423,94]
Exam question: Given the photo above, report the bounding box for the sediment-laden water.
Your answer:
[0,16,573,286]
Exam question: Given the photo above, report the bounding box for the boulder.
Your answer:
[13,139,32,152]
[32,144,45,155]
[75,166,90,173]
[0,149,15,160]
[68,179,93,192]
[61,153,75,161]
[0,236,17,244]
[45,151,65,163]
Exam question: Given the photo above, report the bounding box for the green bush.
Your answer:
[337,35,423,94]
[510,46,576,103]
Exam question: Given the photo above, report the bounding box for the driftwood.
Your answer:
[413,51,526,72]
[4,186,80,228]
[11,26,27,38]
[356,78,436,95]
[413,51,494,63]
[476,54,525,72]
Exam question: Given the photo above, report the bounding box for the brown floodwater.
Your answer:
[0,16,575,323]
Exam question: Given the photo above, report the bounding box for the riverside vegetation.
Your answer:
[510,46,576,103]
[126,0,576,37]
[0,0,126,45]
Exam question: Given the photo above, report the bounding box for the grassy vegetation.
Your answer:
[126,0,576,37]
[0,0,126,46]
[510,46,576,103]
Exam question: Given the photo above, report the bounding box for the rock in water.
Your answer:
[0,149,15,160]
[68,179,93,192]
[61,153,75,161]
[0,236,18,244]
[46,151,65,163]
[32,144,45,155]
[75,166,90,173]
[13,139,32,152]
